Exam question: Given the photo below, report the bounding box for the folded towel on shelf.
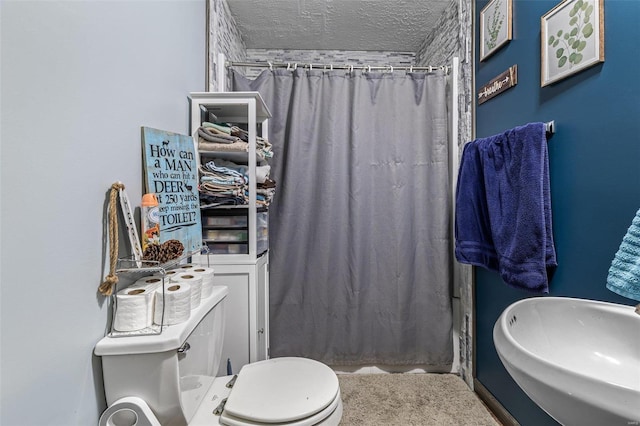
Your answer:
[202,122,232,133]
[259,178,276,189]
[606,208,640,301]
[230,126,274,158]
[455,122,557,293]
[200,182,244,195]
[200,174,244,186]
[230,126,249,142]
[198,127,241,144]
[198,159,276,208]
[199,161,246,201]
[214,159,272,184]
[256,182,276,207]
[200,161,246,178]
[255,165,271,184]
[199,138,250,153]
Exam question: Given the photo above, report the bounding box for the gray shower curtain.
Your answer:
[233,68,453,367]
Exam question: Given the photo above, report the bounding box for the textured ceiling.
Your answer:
[225,0,451,52]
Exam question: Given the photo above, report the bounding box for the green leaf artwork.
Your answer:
[485,0,505,51]
[548,0,595,70]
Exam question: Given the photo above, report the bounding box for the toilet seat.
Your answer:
[220,389,342,426]
[220,357,341,426]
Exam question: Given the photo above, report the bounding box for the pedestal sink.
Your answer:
[493,297,640,426]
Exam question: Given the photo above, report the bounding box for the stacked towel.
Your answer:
[199,161,247,206]
[230,125,273,160]
[198,126,242,144]
[606,208,640,301]
[455,122,557,293]
[197,123,273,160]
[199,159,276,207]
[199,138,250,154]
[197,122,276,207]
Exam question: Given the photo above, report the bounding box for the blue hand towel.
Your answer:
[606,208,640,301]
[455,122,557,293]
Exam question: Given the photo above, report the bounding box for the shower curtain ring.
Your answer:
[409,66,413,73]
[287,63,291,70]
[268,61,273,70]
[389,65,393,73]
[368,65,371,73]
[293,63,298,70]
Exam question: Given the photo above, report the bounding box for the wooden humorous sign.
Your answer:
[477,65,518,105]
[142,127,202,253]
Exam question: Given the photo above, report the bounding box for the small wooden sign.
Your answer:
[477,65,518,105]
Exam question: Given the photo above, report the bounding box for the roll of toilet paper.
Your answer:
[190,267,215,299]
[176,263,197,271]
[154,269,179,280]
[114,281,158,332]
[133,275,164,289]
[171,273,203,309]
[153,282,191,326]
[131,276,163,324]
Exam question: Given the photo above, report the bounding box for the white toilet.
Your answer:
[95,286,343,426]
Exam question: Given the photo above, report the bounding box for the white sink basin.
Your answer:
[494,297,640,426]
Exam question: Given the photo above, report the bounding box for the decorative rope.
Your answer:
[99,182,125,296]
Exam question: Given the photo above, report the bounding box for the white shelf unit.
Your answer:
[204,253,269,376]
[189,92,271,262]
[188,92,271,374]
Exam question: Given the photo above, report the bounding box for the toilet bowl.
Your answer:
[95,286,342,426]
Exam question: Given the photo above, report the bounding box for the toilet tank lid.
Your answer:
[94,286,228,356]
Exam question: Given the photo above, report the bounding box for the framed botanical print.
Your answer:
[541,0,604,86]
[480,0,513,61]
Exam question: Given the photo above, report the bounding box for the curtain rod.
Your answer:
[226,60,449,74]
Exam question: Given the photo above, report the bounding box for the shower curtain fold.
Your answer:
[232,68,453,367]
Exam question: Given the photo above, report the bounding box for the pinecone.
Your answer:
[142,243,161,263]
[160,239,184,263]
[142,240,184,264]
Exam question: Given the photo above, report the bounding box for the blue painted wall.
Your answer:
[473,0,640,424]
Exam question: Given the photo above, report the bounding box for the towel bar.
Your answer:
[545,121,555,136]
